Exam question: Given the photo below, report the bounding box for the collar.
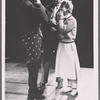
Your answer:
[64,13,72,19]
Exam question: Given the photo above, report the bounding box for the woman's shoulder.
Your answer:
[68,16,77,24]
[71,16,76,21]
[64,16,75,22]
[66,16,76,22]
[64,15,77,27]
[71,16,77,26]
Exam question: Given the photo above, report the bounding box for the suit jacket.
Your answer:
[19,1,49,33]
[20,1,49,63]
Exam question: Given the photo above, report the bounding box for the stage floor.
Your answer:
[5,63,96,100]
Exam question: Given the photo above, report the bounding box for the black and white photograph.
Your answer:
[2,0,98,100]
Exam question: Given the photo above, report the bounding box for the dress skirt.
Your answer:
[55,42,80,80]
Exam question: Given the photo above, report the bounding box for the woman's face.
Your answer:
[61,5,67,12]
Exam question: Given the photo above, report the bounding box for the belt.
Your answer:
[59,40,74,43]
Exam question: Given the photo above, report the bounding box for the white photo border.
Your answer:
[2,0,99,100]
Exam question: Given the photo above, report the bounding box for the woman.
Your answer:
[54,0,80,97]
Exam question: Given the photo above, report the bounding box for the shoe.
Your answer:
[27,97,33,100]
[65,86,72,93]
[60,87,72,95]
[27,94,45,100]
[38,82,46,90]
[56,78,63,89]
[56,83,63,89]
[27,97,34,100]
[60,90,72,95]
[37,89,44,94]
[67,92,78,100]
[68,91,78,98]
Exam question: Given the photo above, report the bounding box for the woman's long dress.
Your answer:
[55,15,80,81]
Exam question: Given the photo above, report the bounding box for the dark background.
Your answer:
[6,0,93,68]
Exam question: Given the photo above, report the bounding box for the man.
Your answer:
[38,0,65,87]
[19,0,49,99]
[38,0,59,89]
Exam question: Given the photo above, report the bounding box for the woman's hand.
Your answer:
[56,9,65,21]
[59,33,64,39]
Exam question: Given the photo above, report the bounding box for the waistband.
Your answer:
[59,40,74,43]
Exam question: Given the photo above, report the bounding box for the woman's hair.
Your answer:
[60,0,73,13]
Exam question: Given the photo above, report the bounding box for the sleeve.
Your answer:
[51,7,58,25]
[23,0,49,22]
[58,17,77,41]
[57,18,75,34]
[38,5,49,22]
[64,27,77,41]
[51,4,61,25]
[58,19,75,34]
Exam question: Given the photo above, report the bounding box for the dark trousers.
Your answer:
[27,58,41,98]
[41,42,52,84]
[41,60,50,83]
[41,38,58,83]
[44,61,50,83]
